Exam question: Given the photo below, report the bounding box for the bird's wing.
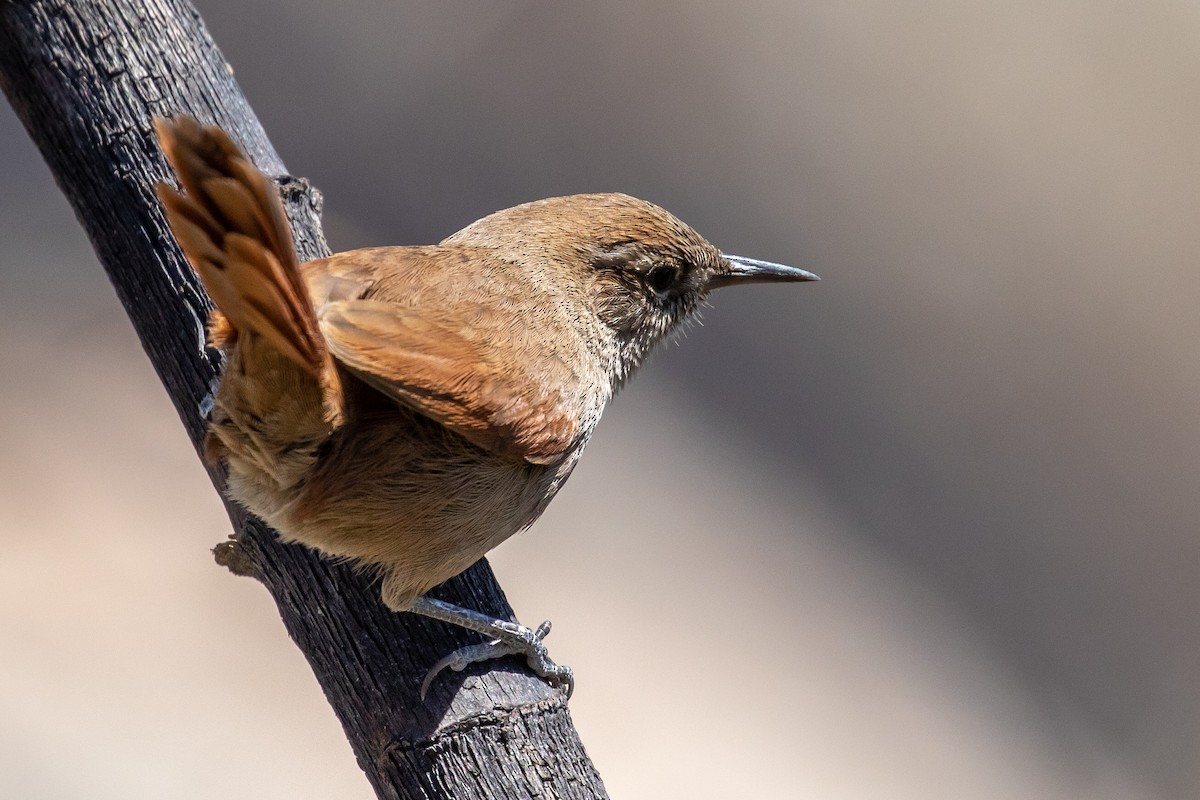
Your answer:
[309,248,587,465]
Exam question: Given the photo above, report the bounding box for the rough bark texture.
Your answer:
[0,1,607,797]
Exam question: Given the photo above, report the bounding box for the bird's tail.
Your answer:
[154,116,341,425]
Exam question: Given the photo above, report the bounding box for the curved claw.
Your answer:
[420,639,503,700]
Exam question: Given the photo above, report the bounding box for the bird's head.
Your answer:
[444,192,818,381]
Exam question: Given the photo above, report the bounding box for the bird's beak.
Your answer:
[710,254,820,289]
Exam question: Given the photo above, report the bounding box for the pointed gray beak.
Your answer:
[711,254,820,288]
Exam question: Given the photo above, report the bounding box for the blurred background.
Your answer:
[2,1,1198,797]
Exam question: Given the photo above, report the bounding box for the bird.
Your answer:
[153,115,818,698]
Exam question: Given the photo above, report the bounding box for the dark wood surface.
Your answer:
[0,1,606,797]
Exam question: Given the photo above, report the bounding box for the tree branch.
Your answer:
[0,1,606,797]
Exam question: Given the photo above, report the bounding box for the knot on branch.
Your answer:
[213,533,260,579]
[277,174,323,215]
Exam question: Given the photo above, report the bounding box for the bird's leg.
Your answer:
[410,595,574,699]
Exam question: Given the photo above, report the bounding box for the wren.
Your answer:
[154,116,818,697]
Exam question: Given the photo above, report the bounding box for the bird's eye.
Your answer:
[646,265,679,295]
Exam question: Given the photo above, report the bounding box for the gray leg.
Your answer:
[410,595,574,699]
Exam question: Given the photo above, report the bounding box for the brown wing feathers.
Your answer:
[154,116,325,376]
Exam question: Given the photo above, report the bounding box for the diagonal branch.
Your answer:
[0,1,606,797]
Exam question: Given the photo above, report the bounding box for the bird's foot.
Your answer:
[418,619,574,699]
[411,595,574,699]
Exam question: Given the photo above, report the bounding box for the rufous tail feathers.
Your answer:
[153,115,341,422]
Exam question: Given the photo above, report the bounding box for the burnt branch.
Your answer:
[0,1,605,797]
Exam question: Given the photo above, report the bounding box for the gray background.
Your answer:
[2,2,1197,798]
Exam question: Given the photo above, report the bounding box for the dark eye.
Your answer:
[646,265,679,294]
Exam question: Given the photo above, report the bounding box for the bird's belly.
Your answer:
[232,407,573,607]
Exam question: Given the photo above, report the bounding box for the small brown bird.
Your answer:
[154,115,817,697]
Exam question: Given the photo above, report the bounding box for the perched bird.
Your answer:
[154,115,817,697]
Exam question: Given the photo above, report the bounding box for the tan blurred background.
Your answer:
[2,1,1198,797]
